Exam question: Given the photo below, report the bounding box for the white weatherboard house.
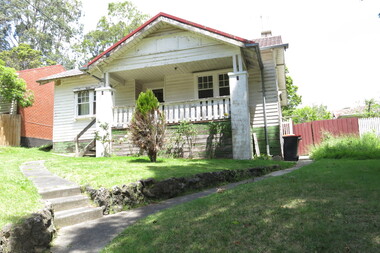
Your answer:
[38,13,288,159]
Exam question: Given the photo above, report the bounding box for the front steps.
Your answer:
[21,161,103,228]
[44,187,103,228]
[54,206,103,228]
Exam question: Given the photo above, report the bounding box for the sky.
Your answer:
[81,0,380,111]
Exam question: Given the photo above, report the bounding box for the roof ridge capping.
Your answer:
[85,12,257,67]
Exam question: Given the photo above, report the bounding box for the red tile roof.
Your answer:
[253,35,285,48]
[86,12,255,67]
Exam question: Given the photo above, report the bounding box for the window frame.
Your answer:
[194,69,232,99]
[74,89,97,119]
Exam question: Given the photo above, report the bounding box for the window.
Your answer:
[76,90,96,117]
[218,74,230,96]
[152,88,164,102]
[198,75,214,98]
[195,71,231,99]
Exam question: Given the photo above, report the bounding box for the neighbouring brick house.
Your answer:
[17,65,65,147]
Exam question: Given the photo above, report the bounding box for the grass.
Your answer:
[46,156,293,188]
[311,133,380,160]
[103,159,380,253]
[0,147,59,228]
[0,147,292,228]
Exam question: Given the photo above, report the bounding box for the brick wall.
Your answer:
[18,65,65,146]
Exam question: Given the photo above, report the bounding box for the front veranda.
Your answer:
[95,56,253,159]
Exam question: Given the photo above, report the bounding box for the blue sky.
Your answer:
[82,0,380,111]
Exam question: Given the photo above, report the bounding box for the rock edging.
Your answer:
[86,165,280,214]
[0,204,55,253]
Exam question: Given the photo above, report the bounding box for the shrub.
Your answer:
[173,121,198,158]
[310,133,380,160]
[130,90,166,162]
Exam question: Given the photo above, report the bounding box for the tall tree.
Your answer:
[0,0,83,68]
[0,43,44,70]
[0,60,34,113]
[291,105,332,124]
[282,68,302,118]
[76,1,148,63]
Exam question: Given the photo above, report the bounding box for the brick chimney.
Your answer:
[261,30,272,37]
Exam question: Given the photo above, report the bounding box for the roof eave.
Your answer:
[37,73,86,85]
[260,43,289,51]
[86,12,254,69]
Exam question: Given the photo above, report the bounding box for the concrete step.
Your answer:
[55,207,103,228]
[46,195,90,212]
[39,185,82,199]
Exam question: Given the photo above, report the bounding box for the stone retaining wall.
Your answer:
[86,165,280,214]
[0,204,55,253]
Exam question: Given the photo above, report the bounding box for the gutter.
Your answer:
[246,43,271,156]
[260,43,289,51]
[79,66,103,82]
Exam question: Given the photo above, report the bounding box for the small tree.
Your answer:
[130,90,165,162]
[0,60,34,113]
[291,105,332,124]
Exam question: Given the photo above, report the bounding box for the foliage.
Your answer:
[102,159,380,253]
[310,133,380,160]
[94,122,112,157]
[0,43,43,70]
[282,68,302,118]
[0,60,34,110]
[130,90,166,162]
[363,98,380,118]
[168,121,198,158]
[76,1,148,63]
[207,121,232,158]
[1,0,83,68]
[291,104,332,124]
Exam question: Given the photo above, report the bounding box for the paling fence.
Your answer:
[359,117,380,137]
[0,114,21,147]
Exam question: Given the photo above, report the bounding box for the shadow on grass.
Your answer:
[101,160,380,253]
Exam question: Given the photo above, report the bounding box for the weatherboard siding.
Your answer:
[53,76,98,143]
[114,80,135,106]
[104,31,238,73]
[165,73,194,102]
[249,50,282,128]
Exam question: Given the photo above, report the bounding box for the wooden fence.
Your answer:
[293,118,359,155]
[0,114,21,146]
[359,117,380,136]
[282,118,294,135]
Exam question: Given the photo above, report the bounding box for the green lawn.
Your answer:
[0,147,292,228]
[46,156,293,188]
[103,159,380,253]
[0,147,59,228]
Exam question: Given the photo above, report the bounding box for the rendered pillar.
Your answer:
[228,71,252,159]
[95,86,115,157]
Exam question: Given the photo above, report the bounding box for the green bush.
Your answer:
[310,133,380,160]
[130,90,166,162]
